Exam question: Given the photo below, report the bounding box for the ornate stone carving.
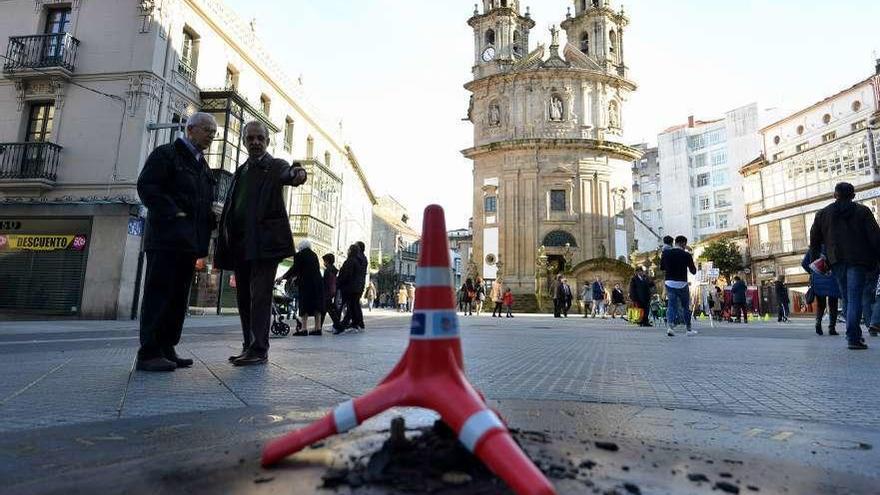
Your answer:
[549,95,564,122]
[127,74,161,117]
[488,102,501,127]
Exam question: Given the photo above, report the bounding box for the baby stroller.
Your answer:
[271,280,301,337]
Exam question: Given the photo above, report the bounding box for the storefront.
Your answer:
[0,217,91,316]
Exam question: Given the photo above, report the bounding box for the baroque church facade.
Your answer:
[462,0,641,308]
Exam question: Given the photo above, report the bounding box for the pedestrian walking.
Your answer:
[457,283,468,314]
[712,286,724,321]
[561,278,573,317]
[503,288,515,318]
[660,235,697,337]
[214,120,308,366]
[649,294,664,326]
[474,277,486,316]
[490,278,504,317]
[629,268,652,327]
[591,277,606,318]
[280,240,324,336]
[397,284,408,312]
[462,278,476,316]
[730,276,748,323]
[581,282,591,317]
[335,243,368,333]
[320,253,340,329]
[774,276,791,323]
[552,274,564,318]
[801,248,840,336]
[610,283,626,319]
[365,281,377,312]
[809,182,880,349]
[406,283,415,312]
[135,112,218,372]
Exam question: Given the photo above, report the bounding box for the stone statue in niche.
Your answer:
[608,101,619,128]
[549,96,564,122]
[488,104,501,126]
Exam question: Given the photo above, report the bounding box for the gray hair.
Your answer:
[186,112,216,130]
[297,239,311,252]
[243,120,269,138]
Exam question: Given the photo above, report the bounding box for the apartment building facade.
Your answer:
[742,64,880,303]
[0,0,374,319]
[631,143,662,252]
[658,104,762,242]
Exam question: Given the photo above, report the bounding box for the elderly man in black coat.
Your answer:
[215,121,307,366]
[629,267,653,327]
[136,112,218,372]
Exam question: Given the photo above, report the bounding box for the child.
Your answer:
[649,294,663,326]
[502,288,515,318]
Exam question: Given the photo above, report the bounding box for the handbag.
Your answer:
[805,287,816,305]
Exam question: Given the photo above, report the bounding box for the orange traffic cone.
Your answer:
[262,205,555,495]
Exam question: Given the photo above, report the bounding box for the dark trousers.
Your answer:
[340,292,364,328]
[322,296,340,327]
[492,301,503,316]
[778,301,790,321]
[553,298,562,317]
[815,295,839,328]
[233,257,280,357]
[138,250,196,360]
[732,303,748,323]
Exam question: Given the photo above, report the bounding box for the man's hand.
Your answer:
[291,167,307,186]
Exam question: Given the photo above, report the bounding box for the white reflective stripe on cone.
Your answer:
[458,409,504,452]
[333,400,358,433]
[409,310,460,340]
[415,267,453,287]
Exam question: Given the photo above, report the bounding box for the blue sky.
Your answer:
[226,0,879,229]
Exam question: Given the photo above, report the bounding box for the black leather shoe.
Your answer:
[292,330,308,337]
[233,353,268,366]
[136,357,177,372]
[228,348,247,362]
[163,348,193,368]
[815,324,824,336]
[848,340,868,350]
[829,328,839,336]
[308,330,323,336]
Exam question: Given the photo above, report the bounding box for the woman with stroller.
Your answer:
[802,248,840,336]
[281,240,324,336]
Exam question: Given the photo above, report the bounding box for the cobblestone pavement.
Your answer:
[1,311,878,433]
[1,311,879,494]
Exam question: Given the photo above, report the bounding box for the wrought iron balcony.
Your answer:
[3,33,79,74]
[0,142,63,187]
[176,60,196,83]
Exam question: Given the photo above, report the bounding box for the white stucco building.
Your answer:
[630,143,662,252]
[0,0,375,319]
[462,0,640,310]
[657,104,761,242]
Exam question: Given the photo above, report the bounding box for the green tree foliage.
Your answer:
[699,239,744,280]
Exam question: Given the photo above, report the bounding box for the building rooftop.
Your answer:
[759,74,876,132]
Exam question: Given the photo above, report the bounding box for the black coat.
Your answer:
[809,199,880,268]
[214,154,306,269]
[284,248,324,315]
[629,275,652,306]
[137,139,216,256]
[774,281,790,303]
[337,255,358,296]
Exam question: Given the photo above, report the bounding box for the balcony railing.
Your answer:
[750,238,810,258]
[0,142,63,181]
[177,60,196,83]
[212,169,233,205]
[3,33,79,73]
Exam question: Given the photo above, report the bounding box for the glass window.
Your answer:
[688,134,706,151]
[693,153,707,168]
[640,193,652,209]
[852,120,867,132]
[698,214,713,229]
[484,196,497,213]
[715,190,732,208]
[717,212,730,229]
[823,132,837,143]
[711,150,727,166]
[283,118,294,152]
[699,196,710,211]
[26,102,55,142]
[550,190,566,212]
[796,142,809,153]
[696,173,710,187]
[758,224,769,244]
[713,169,728,186]
[708,128,727,146]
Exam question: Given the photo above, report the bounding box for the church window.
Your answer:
[485,29,495,46]
[513,31,522,57]
[284,117,294,152]
[852,101,862,112]
[608,30,617,55]
[484,196,497,213]
[550,190,567,212]
[542,230,577,248]
[260,94,271,116]
[580,32,589,54]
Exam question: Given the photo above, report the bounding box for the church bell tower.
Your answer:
[560,0,629,77]
[468,0,536,79]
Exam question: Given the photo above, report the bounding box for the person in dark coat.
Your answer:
[802,248,841,336]
[334,244,365,333]
[136,112,218,372]
[280,240,324,336]
[731,276,748,323]
[810,182,880,349]
[214,121,307,366]
[774,276,791,323]
[320,253,340,329]
[551,274,564,318]
[629,267,652,327]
